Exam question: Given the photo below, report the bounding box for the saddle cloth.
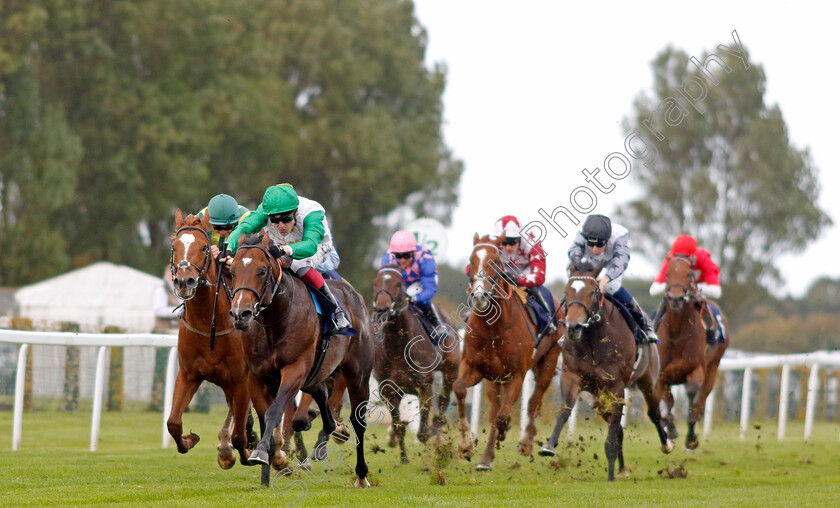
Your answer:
[513,287,558,335]
[603,293,649,344]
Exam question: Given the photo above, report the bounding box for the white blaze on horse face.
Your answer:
[178,233,196,263]
[571,280,586,293]
[242,257,252,268]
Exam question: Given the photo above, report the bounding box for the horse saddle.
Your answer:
[513,287,557,339]
[603,293,648,344]
[409,304,442,347]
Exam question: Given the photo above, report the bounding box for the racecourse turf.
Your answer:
[1,406,838,507]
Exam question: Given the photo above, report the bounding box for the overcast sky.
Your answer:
[411,1,840,297]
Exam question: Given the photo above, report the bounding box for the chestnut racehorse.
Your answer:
[453,234,563,471]
[538,262,674,481]
[168,210,252,468]
[655,255,729,450]
[228,233,375,487]
[371,265,460,463]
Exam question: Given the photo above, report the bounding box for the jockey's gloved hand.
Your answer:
[407,295,416,305]
[268,243,283,259]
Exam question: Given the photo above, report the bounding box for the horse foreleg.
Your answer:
[495,373,524,444]
[539,371,579,457]
[249,362,307,478]
[658,381,678,440]
[226,381,252,466]
[685,366,705,450]
[477,380,502,471]
[416,381,433,444]
[639,368,675,454]
[430,354,458,438]
[598,389,626,481]
[167,371,202,454]
[329,372,349,441]
[453,362,484,460]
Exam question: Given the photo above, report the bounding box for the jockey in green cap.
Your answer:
[227,184,350,334]
[197,193,251,260]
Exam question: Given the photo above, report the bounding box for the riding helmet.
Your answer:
[582,214,612,240]
[207,194,243,225]
[262,184,299,215]
[672,234,698,256]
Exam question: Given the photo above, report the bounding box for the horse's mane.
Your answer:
[241,233,265,246]
[381,263,400,270]
[569,258,601,276]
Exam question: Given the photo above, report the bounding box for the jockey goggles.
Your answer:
[268,211,296,224]
[394,251,415,260]
[212,224,234,232]
[501,237,520,246]
[585,236,607,248]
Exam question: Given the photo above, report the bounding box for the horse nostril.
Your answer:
[240,310,253,321]
[186,277,196,288]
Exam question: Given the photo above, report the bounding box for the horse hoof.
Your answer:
[537,445,556,457]
[271,450,288,470]
[217,449,236,470]
[355,477,371,488]
[400,457,410,464]
[661,439,675,454]
[248,449,269,466]
[475,463,492,471]
[517,442,532,456]
[333,422,350,443]
[618,469,630,479]
[666,425,679,440]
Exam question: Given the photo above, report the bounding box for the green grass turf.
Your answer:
[1,406,839,507]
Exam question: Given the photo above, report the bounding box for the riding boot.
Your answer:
[527,287,557,336]
[316,283,351,335]
[626,297,659,343]
[424,303,444,331]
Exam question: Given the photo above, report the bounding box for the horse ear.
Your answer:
[473,233,480,244]
[199,212,210,230]
[175,208,184,228]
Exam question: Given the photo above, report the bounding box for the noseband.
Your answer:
[664,256,697,302]
[171,225,212,287]
[231,244,283,319]
[562,276,604,328]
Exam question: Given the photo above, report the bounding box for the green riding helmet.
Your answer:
[207,194,243,225]
[262,184,299,215]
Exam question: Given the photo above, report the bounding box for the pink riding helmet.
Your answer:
[389,230,417,253]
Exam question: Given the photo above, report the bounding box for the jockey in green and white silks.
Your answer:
[227,183,350,334]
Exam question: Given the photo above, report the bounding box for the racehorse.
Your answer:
[168,210,253,468]
[228,233,375,487]
[654,255,729,450]
[453,234,563,471]
[538,261,674,481]
[371,265,460,463]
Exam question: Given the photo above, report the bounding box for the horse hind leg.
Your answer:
[520,351,560,456]
[217,408,236,469]
[346,375,371,487]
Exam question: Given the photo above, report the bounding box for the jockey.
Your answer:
[227,183,350,334]
[567,214,658,343]
[197,194,251,259]
[494,215,557,336]
[381,230,443,331]
[649,234,726,344]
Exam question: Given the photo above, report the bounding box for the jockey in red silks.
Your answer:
[649,234,726,344]
[492,215,557,336]
[381,230,442,330]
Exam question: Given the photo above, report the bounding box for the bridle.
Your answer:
[171,225,213,287]
[664,256,698,303]
[230,243,284,319]
[372,268,409,324]
[562,275,604,329]
[467,243,513,300]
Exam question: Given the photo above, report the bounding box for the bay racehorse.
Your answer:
[654,255,729,450]
[538,261,674,481]
[228,233,375,487]
[371,265,460,463]
[168,210,253,468]
[453,234,563,471]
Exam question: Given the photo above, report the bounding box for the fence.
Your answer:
[498,349,840,442]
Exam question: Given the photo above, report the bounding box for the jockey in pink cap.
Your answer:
[381,230,442,330]
[494,215,557,336]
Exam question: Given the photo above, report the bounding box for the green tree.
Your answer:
[620,42,830,322]
[0,3,82,285]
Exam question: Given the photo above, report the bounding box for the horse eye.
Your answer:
[258,267,267,276]
[202,245,209,252]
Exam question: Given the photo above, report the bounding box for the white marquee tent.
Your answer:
[14,261,163,333]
